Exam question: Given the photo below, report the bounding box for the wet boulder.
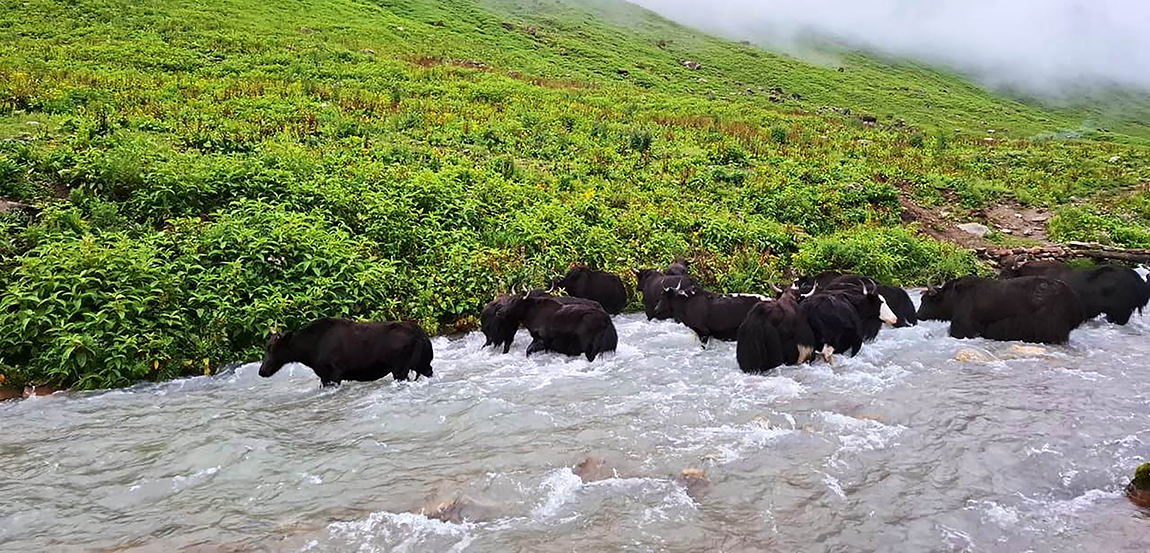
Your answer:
[1128,463,1150,509]
[954,348,996,363]
[423,494,502,524]
[674,468,710,500]
[573,456,617,483]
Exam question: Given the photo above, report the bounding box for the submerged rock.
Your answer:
[1002,344,1047,359]
[423,494,502,524]
[954,348,996,363]
[1127,463,1150,509]
[573,456,616,483]
[675,468,710,500]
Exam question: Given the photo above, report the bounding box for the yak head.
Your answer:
[549,266,590,293]
[1136,264,1150,283]
[665,258,690,276]
[635,268,662,291]
[916,277,977,321]
[258,331,296,378]
[654,280,695,315]
[481,293,529,353]
[863,281,899,326]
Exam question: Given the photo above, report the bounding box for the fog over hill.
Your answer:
[627,0,1150,98]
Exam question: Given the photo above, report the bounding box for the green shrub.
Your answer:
[0,232,193,389]
[770,125,788,144]
[792,226,984,286]
[1047,206,1150,248]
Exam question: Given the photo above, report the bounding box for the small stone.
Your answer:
[359,48,375,55]
[999,228,1013,234]
[680,60,701,70]
[26,120,40,126]
[957,222,990,238]
[1109,155,1120,163]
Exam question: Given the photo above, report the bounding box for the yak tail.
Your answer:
[587,321,619,362]
[736,314,783,374]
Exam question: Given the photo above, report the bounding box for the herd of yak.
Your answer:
[257,259,1150,386]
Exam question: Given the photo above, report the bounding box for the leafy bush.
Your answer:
[0,233,193,389]
[1047,206,1150,248]
[792,226,985,286]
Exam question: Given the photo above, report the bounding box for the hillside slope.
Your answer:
[1,0,1148,389]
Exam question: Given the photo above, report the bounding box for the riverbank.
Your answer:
[2,0,1148,390]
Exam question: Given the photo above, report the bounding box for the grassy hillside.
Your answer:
[1,0,1148,389]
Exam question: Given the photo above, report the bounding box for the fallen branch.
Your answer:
[978,242,1150,268]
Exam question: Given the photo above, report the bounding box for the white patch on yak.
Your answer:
[1135,264,1150,282]
[821,344,835,365]
[797,344,814,365]
[878,295,899,325]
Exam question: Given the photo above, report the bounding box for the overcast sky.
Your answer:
[627,0,1150,97]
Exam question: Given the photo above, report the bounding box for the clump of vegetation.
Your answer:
[0,0,1147,389]
[1047,207,1150,248]
[792,226,984,286]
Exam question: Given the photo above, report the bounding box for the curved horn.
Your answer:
[802,282,818,298]
[770,283,783,295]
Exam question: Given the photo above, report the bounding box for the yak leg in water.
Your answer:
[821,344,835,366]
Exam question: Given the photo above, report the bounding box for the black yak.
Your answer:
[917,276,1084,344]
[736,291,816,373]
[549,266,628,315]
[1001,261,1150,325]
[258,318,433,386]
[481,291,616,361]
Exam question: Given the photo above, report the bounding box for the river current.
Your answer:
[2,292,1148,552]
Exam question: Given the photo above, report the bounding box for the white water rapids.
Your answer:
[1,292,1148,551]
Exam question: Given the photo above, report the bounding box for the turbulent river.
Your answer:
[2,292,1149,552]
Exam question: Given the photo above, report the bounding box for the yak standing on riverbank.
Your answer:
[258,318,434,386]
